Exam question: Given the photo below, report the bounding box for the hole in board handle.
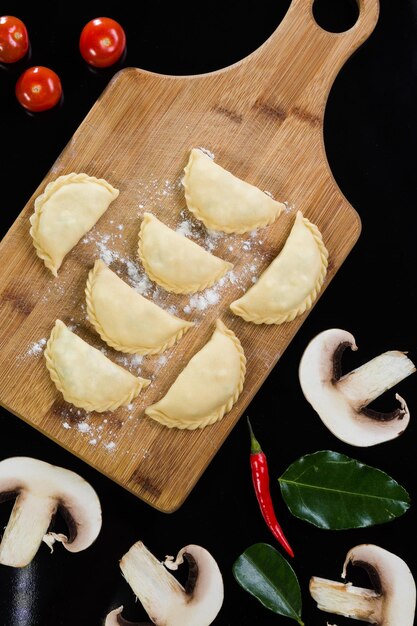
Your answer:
[313,0,360,33]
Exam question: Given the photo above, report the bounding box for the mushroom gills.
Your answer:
[310,544,416,626]
[299,329,416,446]
[113,541,224,626]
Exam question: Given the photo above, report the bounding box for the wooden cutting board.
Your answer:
[0,0,379,512]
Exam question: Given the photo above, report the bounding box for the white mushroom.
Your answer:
[310,543,416,625]
[105,606,150,625]
[105,541,224,626]
[298,328,415,446]
[0,456,102,568]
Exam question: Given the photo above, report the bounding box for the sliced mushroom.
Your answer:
[298,328,415,446]
[105,606,150,626]
[0,456,102,567]
[105,541,224,626]
[310,543,416,625]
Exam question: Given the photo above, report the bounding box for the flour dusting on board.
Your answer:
[20,169,292,453]
[25,338,47,357]
[55,401,141,453]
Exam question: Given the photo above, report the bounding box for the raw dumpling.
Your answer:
[30,173,119,276]
[86,260,194,354]
[45,320,150,412]
[145,319,246,429]
[183,148,285,233]
[230,211,328,324]
[138,213,233,294]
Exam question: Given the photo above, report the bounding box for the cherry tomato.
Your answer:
[0,15,29,63]
[16,66,62,112]
[79,17,126,68]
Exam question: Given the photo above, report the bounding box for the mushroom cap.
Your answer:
[105,606,151,626]
[299,328,414,446]
[0,456,102,552]
[342,544,416,626]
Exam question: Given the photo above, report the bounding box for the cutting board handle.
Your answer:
[280,0,380,46]
[247,0,380,118]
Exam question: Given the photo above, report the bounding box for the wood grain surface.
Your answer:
[0,0,379,512]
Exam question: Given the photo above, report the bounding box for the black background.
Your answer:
[0,1,416,624]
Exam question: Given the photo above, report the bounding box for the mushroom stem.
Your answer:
[121,542,184,624]
[310,544,416,626]
[310,578,382,623]
[338,351,415,408]
[0,492,56,567]
[119,541,224,626]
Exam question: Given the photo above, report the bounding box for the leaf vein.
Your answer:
[280,479,407,502]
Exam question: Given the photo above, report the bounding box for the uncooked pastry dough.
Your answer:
[145,319,246,429]
[45,320,150,412]
[86,259,194,354]
[30,173,119,276]
[230,211,328,324]
[183,148,285,233]
[138,212,233,294]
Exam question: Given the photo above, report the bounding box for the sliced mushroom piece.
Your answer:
[299,328,415,446]
[0,456,102,568]
[105,606,150,626]
[310,543,416,625]
[106,541,224,626]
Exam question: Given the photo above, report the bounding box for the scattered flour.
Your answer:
[77,422,91,433]
[116,353,144,374]
[228,271,238,285]
[176,221,193,237]
[25,338,46,357]
[130,355,144,367]
[183,286,221,314]
[20,172,289,456]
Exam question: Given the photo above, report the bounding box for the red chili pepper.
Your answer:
[247,417,294,558]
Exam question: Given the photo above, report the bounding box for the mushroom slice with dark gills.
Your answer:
[105,541,224,626]
[299,328,415,446]
[310,543,416,626]
[0,457,102,567]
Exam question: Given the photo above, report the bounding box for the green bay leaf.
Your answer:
[233,543,304,625]
[279,450,410,529]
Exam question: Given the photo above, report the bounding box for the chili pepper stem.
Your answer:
[247,417,262,454]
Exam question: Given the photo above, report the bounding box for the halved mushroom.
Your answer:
[0,456,102,568]
[310,543,416,625]
[105,606,149,626]
[105,541,224,626]
[298,329,415,446]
